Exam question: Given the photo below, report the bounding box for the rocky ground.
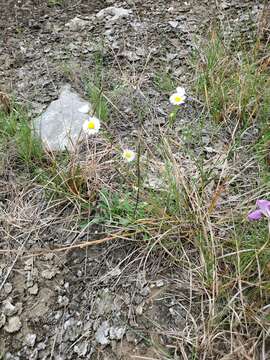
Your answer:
[0,0,268,359]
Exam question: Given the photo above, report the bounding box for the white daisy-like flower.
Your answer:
[82,116,100,135]
[78,104,90,113]
[169,86,186,105]
[122,149,136,162]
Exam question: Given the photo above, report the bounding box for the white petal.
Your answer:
[176,87,186,96]
[82,120,89,133]
[79,104,90,113]
[92,117,101,132]
[169,93,178,105]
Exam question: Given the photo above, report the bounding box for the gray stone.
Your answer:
[33,85,91,151]
[4,316,22,333]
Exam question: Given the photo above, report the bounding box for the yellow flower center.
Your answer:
[174,95,183,103]
[88,120,95,129]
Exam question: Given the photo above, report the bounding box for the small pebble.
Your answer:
[74,341,88,356]
[4,316,22,333]
[135,304,143,315]
[4,283,13,294]
[25,333,37,347]
[58,295,69,307]
[41,269,56,280]
[0,313,6,328]
[28,283,39,295]
[155,279,165,288]
[3,300,17,316]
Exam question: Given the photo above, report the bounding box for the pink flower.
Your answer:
[248,199,270,221]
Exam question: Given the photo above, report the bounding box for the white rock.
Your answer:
[96,7,132,22]
[4,283,12,294]
[109,326,125,340]
[2,300,17,316]
[121,50,140,62]
[65,17,90,31]
[0,313,6,328]
[24,257,34,270]
[33,84,91,151]
[4,316,22,333]
[135,304,143,315]
[74,342,88,356]
[169,20,179,28]
[41,269,57,280]
[28,283,39,295]
[78,104,90,113]
[25,333,37,347]
[58,295,69,307]
[95,321,110,345]
[155,279,165,287]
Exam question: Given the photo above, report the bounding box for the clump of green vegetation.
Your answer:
[154,71,176,93]
[97,188,148,226]
[84,50,110,122]
[0,106,44,168]
[194,31,270,125]
[47,0,64,6]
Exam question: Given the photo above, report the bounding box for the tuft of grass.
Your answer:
[47,0,64,6]
[87,84,109,122]
[194,31,270,126]
[97,188,148,226]
[84,50,110,122]
[0,106,44,168]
